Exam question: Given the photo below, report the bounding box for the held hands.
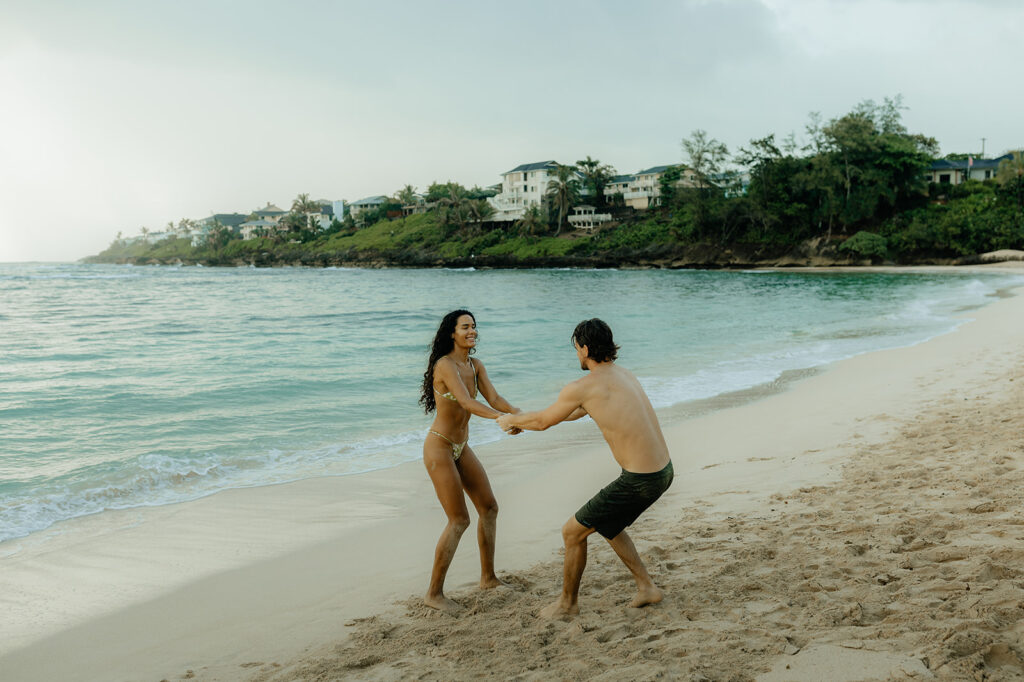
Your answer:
[497,413,521,435]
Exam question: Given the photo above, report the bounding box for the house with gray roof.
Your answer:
[254,203,288,219]
[927,153,1013,185]
[488,160,581,222]
[349,195,389,220]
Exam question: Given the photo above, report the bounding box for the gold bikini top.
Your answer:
[434,358,477,402]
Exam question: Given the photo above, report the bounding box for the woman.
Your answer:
[419,309,519,612]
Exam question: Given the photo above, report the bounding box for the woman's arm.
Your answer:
[434,358,504,419]
[473,359,519,414]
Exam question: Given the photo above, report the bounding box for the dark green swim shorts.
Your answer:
[575,461,673,539]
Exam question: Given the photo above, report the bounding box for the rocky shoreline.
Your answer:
[85,243,996,270]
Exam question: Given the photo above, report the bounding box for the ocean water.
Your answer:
[2,262,1023,544]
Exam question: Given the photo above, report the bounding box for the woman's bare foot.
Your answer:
[423,593,463,613]
[537,599,579,620]
[629,584,663,608]
[479,575,510,590]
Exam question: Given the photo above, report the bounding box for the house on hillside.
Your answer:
[349,195,389,220]
[604,174,632,202]
[568,205,612,232]
[926,154,1013,185]
[309,199,335,231]
[198,213,247,231]
[239,219,282,240]
[236,202,288,241]
[192,213,248,246]
[253,203,288,221]
[488,160,569,222]
[619,165,700,209]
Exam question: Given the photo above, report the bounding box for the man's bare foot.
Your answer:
[538,599,579,620]
[629,584,663,608]
[423,594,463,613]
[479,576,510,590]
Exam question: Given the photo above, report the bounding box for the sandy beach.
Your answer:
[3,265,1024,681]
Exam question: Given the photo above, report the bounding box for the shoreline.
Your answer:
[1,264,1023,680]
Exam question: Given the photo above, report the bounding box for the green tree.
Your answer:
[682,129,729,190]
[427,181,467,203]
[291,193,319,216]
[395,184,418,205]
[818,97,936,233]
[680,130,729,238]
[545,164,581,236]
[657,165,683,208]
[468,198,495,223]
[438,185,471,234]
[576,156,615,208]
[177,218,196,237]
[515,205,547,236]
[996,151,1024,213]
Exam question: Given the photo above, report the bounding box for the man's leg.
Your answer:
[607,530,663,607]
[539,517,596,619]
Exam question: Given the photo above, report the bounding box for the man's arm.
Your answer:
[564,406,588,421]
[497,382,584,432]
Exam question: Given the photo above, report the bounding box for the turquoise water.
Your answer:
[2,262,1022,543]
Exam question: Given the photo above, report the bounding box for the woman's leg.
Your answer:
[456,446,503,588]
[423,440,470,611]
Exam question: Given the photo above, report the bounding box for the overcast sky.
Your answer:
[1,0,1022,262]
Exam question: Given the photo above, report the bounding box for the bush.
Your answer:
[839,231,888,261]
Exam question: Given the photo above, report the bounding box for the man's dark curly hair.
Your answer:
[571,318,619,363]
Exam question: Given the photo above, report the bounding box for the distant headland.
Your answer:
[86,99,1024,269]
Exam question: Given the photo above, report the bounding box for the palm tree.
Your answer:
[576,156,615,208]
[290,193,321,231]
[438,185,471,233]
[515,205,547,236]
[395,184,418,206]
[291,193,319,214]
[545,164,581,236]
[468,199,495,223]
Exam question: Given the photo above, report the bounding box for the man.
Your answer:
[497,319,673,618]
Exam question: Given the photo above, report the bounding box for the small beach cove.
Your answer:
[0,264,1023,680]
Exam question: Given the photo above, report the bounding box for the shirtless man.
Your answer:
[496,318,673,618]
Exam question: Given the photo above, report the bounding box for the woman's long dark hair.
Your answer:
[420,309,476,414]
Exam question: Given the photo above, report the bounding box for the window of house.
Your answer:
[939,174,951,184]
[985,170,991,179]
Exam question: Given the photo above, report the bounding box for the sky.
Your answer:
[1,0,1022,262]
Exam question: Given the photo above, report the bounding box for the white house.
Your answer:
[567,205,612,232]
[488,161,565,222]
[239,219,282,240]
[617,165,699,209]
[926,153,1013,185]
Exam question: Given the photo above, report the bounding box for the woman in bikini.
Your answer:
[419,309,520,612]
